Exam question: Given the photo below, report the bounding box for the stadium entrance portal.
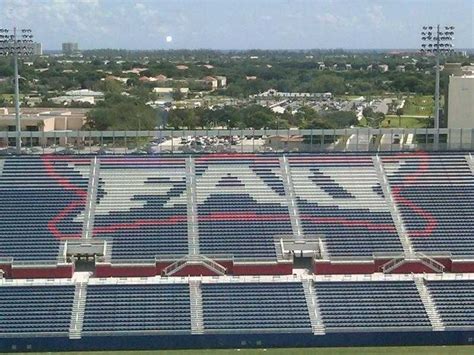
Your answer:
[64,240,106,273]
[293,256,313,272]
[75,257,96,272]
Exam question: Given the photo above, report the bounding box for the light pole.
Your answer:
[0,27,34,154]
[420,25,454,150]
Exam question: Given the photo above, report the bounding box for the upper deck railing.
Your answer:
[0,127,473,154]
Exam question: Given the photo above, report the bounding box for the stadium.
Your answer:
[1,140,474,352]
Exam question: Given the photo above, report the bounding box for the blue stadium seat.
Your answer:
[0,157,89,263]
[315,281,430,329]
[427,280,474,327]
[93,157,189,262]
[382,154,474,257]
[0,285,75,334]
[83,283,191,332]
[201,282,312,332]
[196,156,292,260]
[289,155,403,257]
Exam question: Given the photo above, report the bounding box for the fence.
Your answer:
[0,128,473,154]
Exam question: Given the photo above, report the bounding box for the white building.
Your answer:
[32,42,42,56]
[447,75,474,148]
[65,89,104,98]
[62,42,79,54]
[51,89,104,106]
[216,76,227,87]
[153,87,189,95]
[447,75,474,129]
[378,64,389,73]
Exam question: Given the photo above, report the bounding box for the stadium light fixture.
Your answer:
[420,24,454,150]
[0,27,34,154]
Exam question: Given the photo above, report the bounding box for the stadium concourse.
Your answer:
[0,151,474,351]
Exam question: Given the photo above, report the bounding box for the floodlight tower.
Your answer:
[420,25,455,150]
[0,27,34,154]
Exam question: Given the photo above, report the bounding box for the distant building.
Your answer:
[216,76,227,87]
[153,87,189,99]
[378,64,389,73]
[62,42,79,55]
[252,89,332,100]
[139,74,168,83]
[155,74,168,81]
[202,76,218,89]
[396,65,406,72]
[122,67,148,75]
[32,42,42,56]
[0,108,88,146]
[50,89,104,106]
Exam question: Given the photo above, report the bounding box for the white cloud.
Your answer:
[366,4,386,29]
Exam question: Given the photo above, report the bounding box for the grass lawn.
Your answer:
[0,93,24,98]
[382,115,430,129]
[25,346,474,355]
[403,96,434,116]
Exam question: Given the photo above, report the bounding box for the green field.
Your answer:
[24,346,474,355]
[0,93,24,99]
[382,115,430,129]
[402,96,434,117]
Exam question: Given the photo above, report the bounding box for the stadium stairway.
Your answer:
[468,153,474,176]
[69,273,89,339]
[189,279,204,334]
[81,157,99,240]
[279,155,304,240]
[302,278,325,334]
[414,277,445,331]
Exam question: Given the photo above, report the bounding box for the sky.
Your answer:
[1,0,473,50]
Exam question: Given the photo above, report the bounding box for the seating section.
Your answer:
[2,278,474,338]
[427,280,474,327]
[83,283,191,333]
[195,156,292,260]
[289,156,403,258]
[93,158,188,262]
[0,285,75,335]
[0,157,89,263]
[382,154,474,257]
[1,153,474,267]
[201,282,312,332]
[315,281,430,330]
